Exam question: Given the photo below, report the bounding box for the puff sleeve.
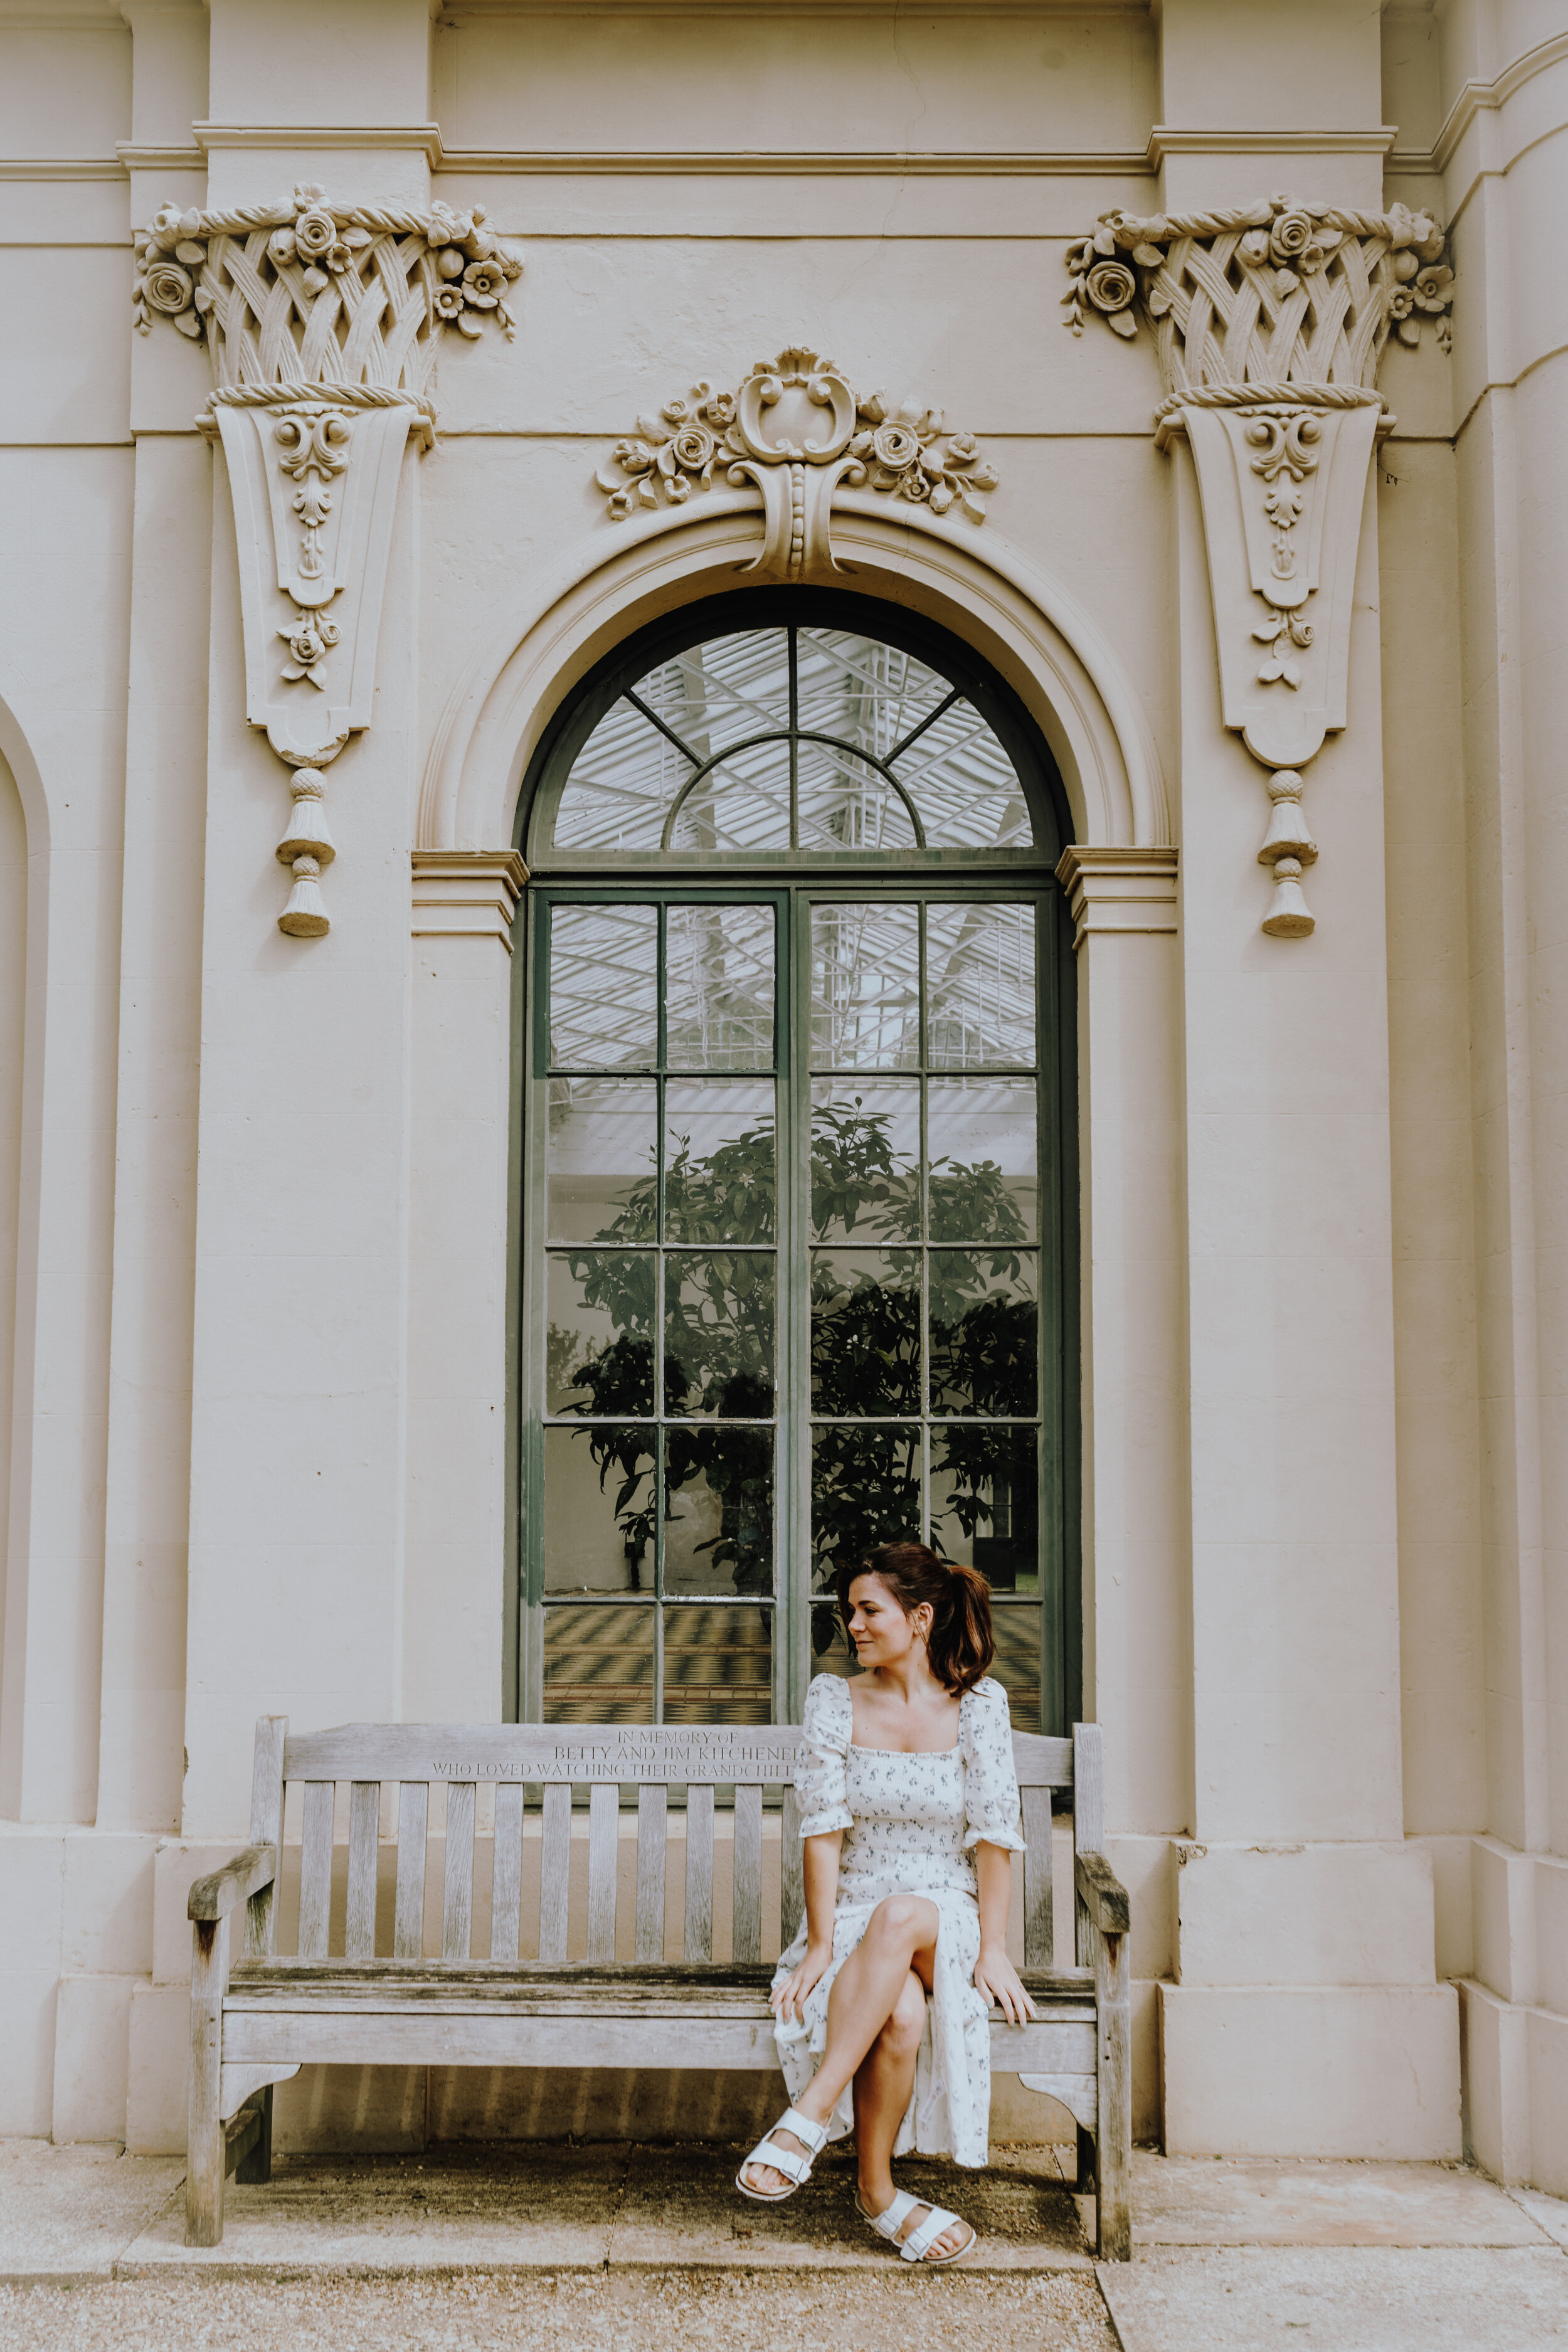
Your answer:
[795,1674,854,1838]
[961,1676,1026,1853]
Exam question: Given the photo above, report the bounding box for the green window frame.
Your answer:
[507,591,1079,1734]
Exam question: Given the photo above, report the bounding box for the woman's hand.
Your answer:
[973,1942,1039,2026]
[771,1941,834,2026]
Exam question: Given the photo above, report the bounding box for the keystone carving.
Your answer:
[1063,194,1454,940]
[134,184,523,938]
[595,348,997,580]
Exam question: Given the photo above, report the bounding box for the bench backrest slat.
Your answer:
[255,1715,1079,1968]
[298,1781,336,1962]
[538,1783,571,1961]
[492,1783,525,1963]
[1073,1720,1104,1969]
[394,1782,428,1959]
[443,1782,476,1960]
[346,1783,379,1961]
[586,1783,618,1963]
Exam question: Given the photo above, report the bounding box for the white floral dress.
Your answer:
[770,1671,1025,2168]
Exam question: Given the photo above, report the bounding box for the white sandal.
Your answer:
[736,2106,830,2203]
[859,2187,976,2264]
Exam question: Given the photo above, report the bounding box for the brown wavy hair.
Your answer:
[835,1540,995,1695]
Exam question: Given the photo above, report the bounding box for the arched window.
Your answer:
[516,590,1078,1734]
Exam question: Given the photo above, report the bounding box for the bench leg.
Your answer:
[1074,2121,1096,2196]
[1093,1924,1132,2262]
[235,2085,273,2185]
[186,1916,228,2247]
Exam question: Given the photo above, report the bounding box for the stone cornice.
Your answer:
[1054,846,1179,950]
[193,124,448,164]
[1427,29,1568,177]
[1146,128,1397,167]
[411,851,529,949]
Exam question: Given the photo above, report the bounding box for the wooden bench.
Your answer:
[187,1716,1132,2257]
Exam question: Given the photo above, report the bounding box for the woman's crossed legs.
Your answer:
[741,1895,972,2261]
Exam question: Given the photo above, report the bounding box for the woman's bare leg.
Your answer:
[741,1896,939,2196]
[851,1972,971,2261]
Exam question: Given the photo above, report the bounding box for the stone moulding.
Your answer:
[1063,193,1454,940]
[135,183,524,939]
[595,347,997,581]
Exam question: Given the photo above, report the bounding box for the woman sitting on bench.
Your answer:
[737,1541,1037,2265]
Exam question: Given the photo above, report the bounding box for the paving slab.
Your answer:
[116,2144,619,2277]
[1515,2192,1568,2253]
[610,2142,1093,2272]
[1132,2153,1550,2246]
[0,2144,184,2284]
[1098,2245,1568,2352]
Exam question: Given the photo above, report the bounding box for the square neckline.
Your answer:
[844,1678,963,1759]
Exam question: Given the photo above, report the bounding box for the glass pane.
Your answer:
[811,1422,921,1592]
[669,740,790,853]
[546,1253,654,1416]
[553,699,692,853]
[926,902,1036,1068]
[664,1253,775,1418]
[666,904,775,1070]
[543,1426,655,1594]
[929,1249,1039,1417]
[989,1606,1042,1733]
[547,1077,657,1244]
[930,1424,1039,1592]
[928,1077,1037,1244]
[810,903,919,1069]
[796,741,917,853]
[795,629,951,760]
[549,904,657,1071]
[664,1429,775,1596]
[811,1078,920,1244]
[810,1250,921,1416]
[894,697,1032,850]
[636,630,790,758]
[543,1602,654,1723]
[664,1606,774,1723]
[664,1079,775,1243]
[808,1601,857,1680]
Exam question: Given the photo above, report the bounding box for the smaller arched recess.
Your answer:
[507,584,1081,1737]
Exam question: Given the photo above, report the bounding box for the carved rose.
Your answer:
[278,612,341,688]
[872,422,923,470]
[701,390,736,428]
[1268,209,1315,263]
[612,438,657,477]
[143,260,194,315]
[1084,260,1136,313]
[945,431,980,467]
[669,424,716,473]
[1413,265,1454,313]
[293,208,337,261]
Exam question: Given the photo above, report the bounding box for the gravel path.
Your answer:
[0,2270,1118,2352]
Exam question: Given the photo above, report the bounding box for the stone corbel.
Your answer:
[594,348,998,580]
[134,183,524,937]
[1064,194,1454,938]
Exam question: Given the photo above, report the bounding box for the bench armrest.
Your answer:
[1074,1850,1131,1936]
[188,1843,278,1923]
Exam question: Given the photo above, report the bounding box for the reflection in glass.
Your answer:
[810,903,919,1070]
[808,1601,857,1680]
[664,1079,775,1243]
[543,1426,655,1594]
[926,902,1035,1068]
[664,1605,774,1722]
[810,1251,920,1416]
[898,698,1032,851]
[543,1602,654,1723]
[988,1608,1042,1732]
[546,1252,654,1416]
[811,1079,920,1244]
[796,741,917,853]
[811,1422,921,1592]
[551,699,692,853]
[664,1254,775,1417]
[928,1078,1037,1244]
[549,903,657,1069]
[930,1424,1038,1592]
[547,1077,658,1244]
[637,630,789,756]
[667,904,775,1071]
[794,630,950,760]
[669,741,791,853]
[929,1249,1038,1417]
[663,1429,775,1596]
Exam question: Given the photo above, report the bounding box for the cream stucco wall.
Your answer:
[0,0,1562,2188]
